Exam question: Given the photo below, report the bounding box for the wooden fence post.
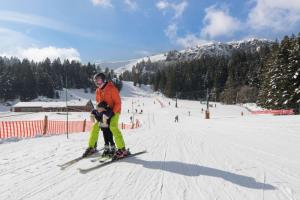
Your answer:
[205,110,210,119]
[43,115,48,135]
[83,119,86,132]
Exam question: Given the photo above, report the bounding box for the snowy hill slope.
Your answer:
[120,81,153,98]
[0,81,300,200]
[99,53,166,75]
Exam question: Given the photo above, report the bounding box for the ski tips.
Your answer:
[78,168,88,174]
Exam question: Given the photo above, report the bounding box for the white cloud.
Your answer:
[91,0,113,7]
[173,1,188,19]
[0,28,36,53]
[160,4,241,48]
[156,1,188,19]
[124,0,138,10]
[248,0,300,31]
[201,6,241,38]
[91,0,139,11]
[158,1,190,47]
[1,46,81,62]
[22,47,80,62]
[0,28,80,62]
[176,34,209,48]
[0,10,94,38]
[163,24,210,48]
[156,1,169,10]
[164,23,178,39]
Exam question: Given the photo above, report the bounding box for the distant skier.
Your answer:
[175,115,179,123]
[91,73,129,160]
[83,102,116,158]
[130,116,133,123]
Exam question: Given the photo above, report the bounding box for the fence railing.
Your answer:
[0,116,141,139]
[251,109,294,115]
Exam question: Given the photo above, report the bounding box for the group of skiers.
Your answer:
[82,72,129,160]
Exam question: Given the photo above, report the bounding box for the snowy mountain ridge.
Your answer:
[167,38,273,62]
[99,38,274,74]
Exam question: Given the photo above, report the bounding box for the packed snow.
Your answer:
[0,81,299,200]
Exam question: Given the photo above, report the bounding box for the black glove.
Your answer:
[91,109,98,116]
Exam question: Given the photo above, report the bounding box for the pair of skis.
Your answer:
[58,150,147,173]
[57,147,104,170]
[78,150,147,173]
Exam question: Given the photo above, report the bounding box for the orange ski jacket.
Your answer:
[95,81,121,114]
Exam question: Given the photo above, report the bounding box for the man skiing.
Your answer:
[86,72,129,160]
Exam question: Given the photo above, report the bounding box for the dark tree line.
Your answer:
[120,33,300,112]
[121,46,270,103]
[0,57,122,101]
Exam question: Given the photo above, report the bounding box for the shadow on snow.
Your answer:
[124,157,276,190]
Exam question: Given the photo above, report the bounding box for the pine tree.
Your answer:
[287,33,300,112]
[19,59,37,101]
[257,42,280,108]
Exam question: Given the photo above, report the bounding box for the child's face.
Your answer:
[97,107,106,112]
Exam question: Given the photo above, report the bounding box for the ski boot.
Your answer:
[102,145,110,157]
[109,145,116,156]
[112,148,130,160]
[82,147,97,158]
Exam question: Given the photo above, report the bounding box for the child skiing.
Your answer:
[82,102,116,157]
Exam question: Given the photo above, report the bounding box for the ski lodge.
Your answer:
[12,99,94,112]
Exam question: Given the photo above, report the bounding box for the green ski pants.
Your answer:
[88,113,125,149]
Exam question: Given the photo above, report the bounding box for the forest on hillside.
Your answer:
[0,57,122,101]
[121,33,300,112]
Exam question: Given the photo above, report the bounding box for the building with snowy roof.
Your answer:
[12,99,94,112]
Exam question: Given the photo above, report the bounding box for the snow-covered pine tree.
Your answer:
[257,41,280,108]
[287,33,300,112]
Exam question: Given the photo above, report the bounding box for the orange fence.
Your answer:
[120,119,141,129]
[85,119,141,131]
[47,120,86,135]
[251,109,294,115]
[0,120,44,138]
[0,117,142,139]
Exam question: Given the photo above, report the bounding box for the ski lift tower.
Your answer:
[204,73,210,119]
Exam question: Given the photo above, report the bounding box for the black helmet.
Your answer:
[93,72,106,82]
[97,101,108,109]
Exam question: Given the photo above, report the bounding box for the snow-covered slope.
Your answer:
[97,53,166,75]
[120,81,153,98]
[0,81,300,200]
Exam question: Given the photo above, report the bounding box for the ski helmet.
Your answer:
[93,73,106,85]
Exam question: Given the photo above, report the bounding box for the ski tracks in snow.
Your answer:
[1,94,300,200]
